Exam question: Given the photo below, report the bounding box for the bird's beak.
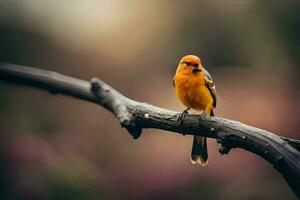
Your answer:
[192,65,200,72]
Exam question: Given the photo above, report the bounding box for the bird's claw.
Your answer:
[199,112,209,122]
[178,108,190,125]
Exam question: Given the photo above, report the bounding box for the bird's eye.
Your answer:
[183,62,191,66]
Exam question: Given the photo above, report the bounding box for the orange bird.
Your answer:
[173,55,217,166]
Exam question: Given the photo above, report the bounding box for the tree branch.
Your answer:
[0,62,300,197]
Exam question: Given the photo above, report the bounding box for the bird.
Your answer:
[173,55,217,166]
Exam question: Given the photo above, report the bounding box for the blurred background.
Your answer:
[0,0,300,199]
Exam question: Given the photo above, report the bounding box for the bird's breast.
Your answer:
[175,74,212,110]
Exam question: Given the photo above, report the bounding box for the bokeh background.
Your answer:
[0,0,300,199]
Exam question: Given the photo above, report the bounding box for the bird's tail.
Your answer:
[191,136,208,166]
[190,110,214,166]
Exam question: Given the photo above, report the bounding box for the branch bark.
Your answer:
[0,62,300,197]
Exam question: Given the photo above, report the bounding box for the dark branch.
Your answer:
[0,62,300,198]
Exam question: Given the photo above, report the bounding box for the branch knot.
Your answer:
[91,77,142,139]
[217,131,233,155]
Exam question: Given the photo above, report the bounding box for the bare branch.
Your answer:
[0,62,300,197]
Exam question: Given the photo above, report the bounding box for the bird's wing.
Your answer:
[203,68,217,107]
[173,75,176,87]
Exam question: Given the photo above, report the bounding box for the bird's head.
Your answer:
[176,55,203,74]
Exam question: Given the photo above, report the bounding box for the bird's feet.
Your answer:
[178,108,190,125]
[199,112,209,123]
